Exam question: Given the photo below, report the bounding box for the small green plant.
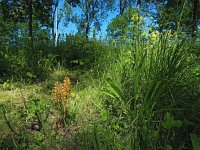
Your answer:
[2,104,19,135]
[162,112,182,129]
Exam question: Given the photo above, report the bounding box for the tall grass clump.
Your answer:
[88,30,200,149]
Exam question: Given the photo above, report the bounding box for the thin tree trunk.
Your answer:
[28,0,33,39]
[52,0,59,46]
[192,0,199,37]
[137,0,141,7]
[85,21,89,40]
[52,24,55,44]
[52,8,55,45]
[85,3,89,40]
[55,3,58,46]
[120,0,126,16]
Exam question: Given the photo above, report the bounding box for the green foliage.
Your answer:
[147,0,200,36]
[190,133,200,150]
[0,0,53,27]
[107,8,136,40]
[0,49,10,76]
[0,37,55,81]
[93,30,200,149]
[0,0,200,149]
[0,92,66,149]
[75,123,132,149]
[162,112,182,129]
[53,34,110,70]
[112,9,148,40]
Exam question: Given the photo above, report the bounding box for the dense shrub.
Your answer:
[53,35,110,70]
[0,38,55,81]
[0,49,10,77]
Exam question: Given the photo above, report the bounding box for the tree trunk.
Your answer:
[52,23,55,44]
[85,3,89,40]
[192,0,199,37]
[52,10,55,45]
[52,0,59,46]
[137,0,141,7]
[55,3,58,46]
[2,0,9,21]
[28,0,33,39]
[120,0,126,16]
[85,21,89,40]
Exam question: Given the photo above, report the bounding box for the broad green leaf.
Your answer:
[190,133,200,150]
[98,90,116,99]
[106,78,126,102]
[162,112,182,129]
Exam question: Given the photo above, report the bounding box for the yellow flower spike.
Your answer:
[142,31,146,36]
[166,30,172,37]
[132,14,139,25]
[148,27,153,32]
[155,30,159,35]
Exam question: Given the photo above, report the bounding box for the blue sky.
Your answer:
[57,0,117,39]
[56,0,155,39]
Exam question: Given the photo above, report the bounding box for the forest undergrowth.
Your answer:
[0,31,200,149]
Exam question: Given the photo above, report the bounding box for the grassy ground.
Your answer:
[1,34,200,149]
[0,70,102,149]
[0,84,50,138]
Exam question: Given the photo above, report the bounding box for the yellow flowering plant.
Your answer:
[130,11,147,39]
